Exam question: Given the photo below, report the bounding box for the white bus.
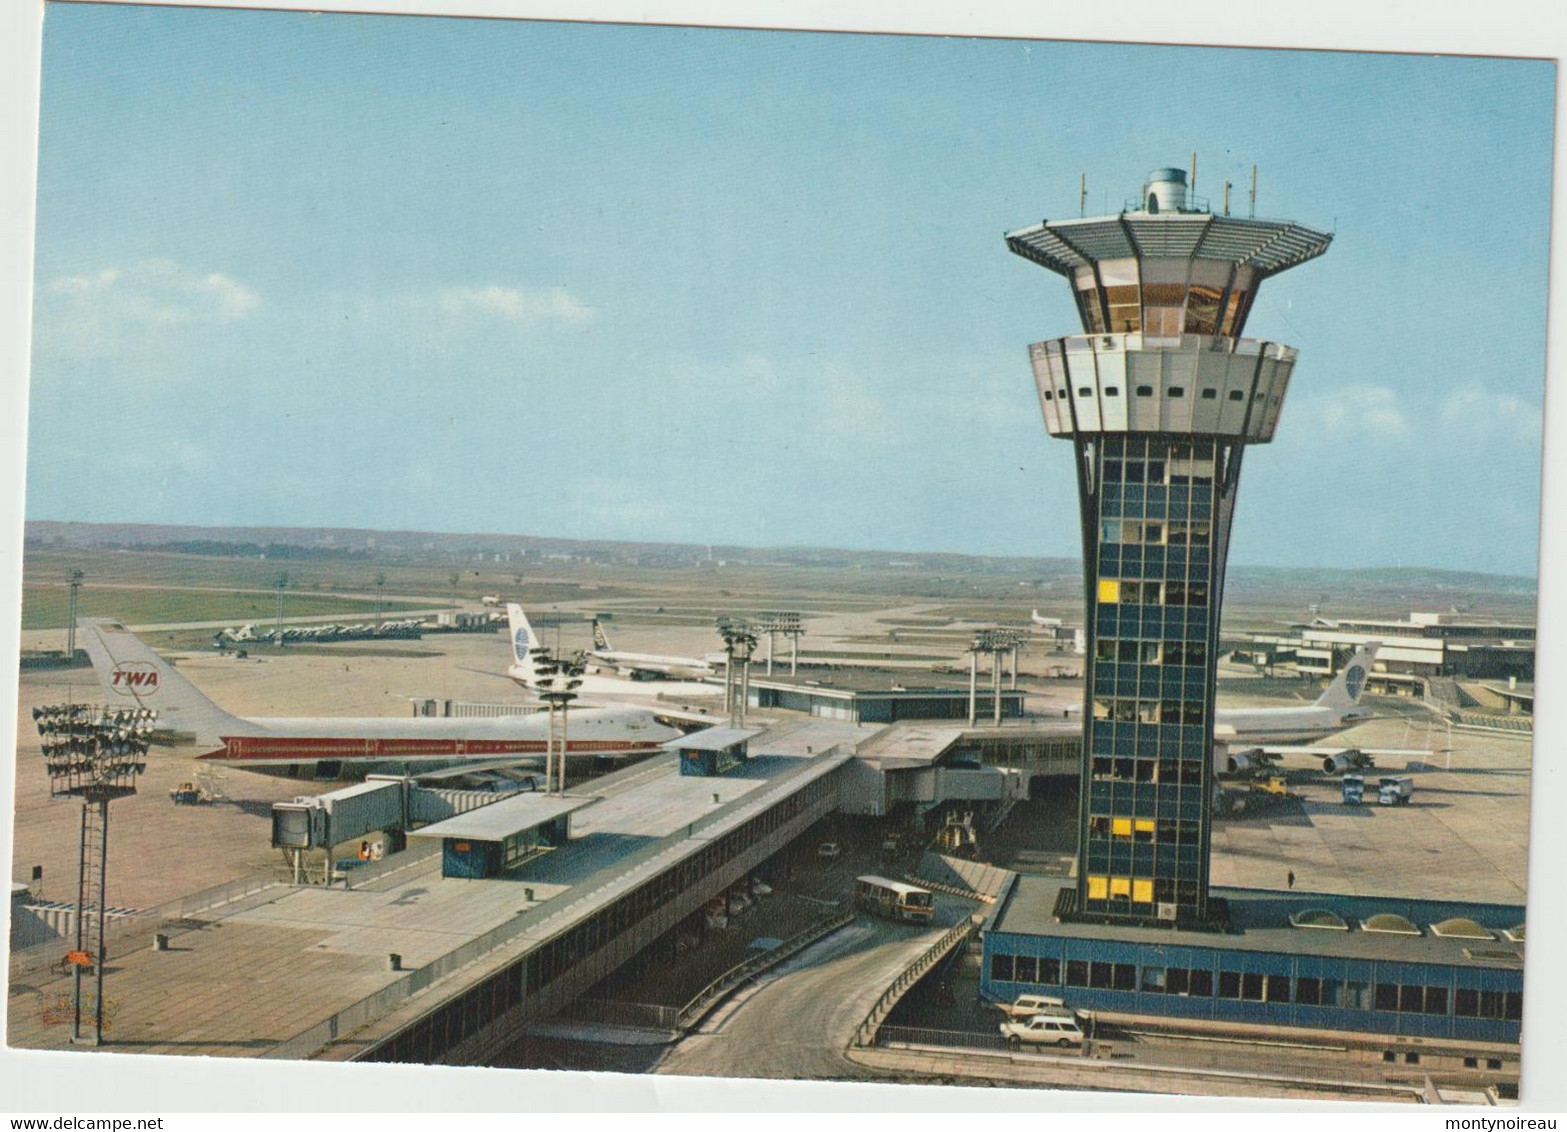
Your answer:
[854,875,935,924]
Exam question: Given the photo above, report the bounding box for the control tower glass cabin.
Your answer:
[1006,167,1331,929]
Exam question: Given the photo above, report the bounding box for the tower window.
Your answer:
[1201,388,1218,400]
[1167,386,1185,398]
[1104,386,1120,396]
[1079,387,1093,397]
[1042,391,1052,401]
[1135,385,1154,397]
[1228,390,1245,402]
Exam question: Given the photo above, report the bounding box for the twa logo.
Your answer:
[109,662,160,696]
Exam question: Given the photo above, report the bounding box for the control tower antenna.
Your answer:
[1005,164,1331,930]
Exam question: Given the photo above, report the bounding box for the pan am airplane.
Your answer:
[506,604,720,699]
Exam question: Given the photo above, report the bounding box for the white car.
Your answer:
[1000,1012,1085,1049]
[817,842,842,861]
[998,993,1069,1020]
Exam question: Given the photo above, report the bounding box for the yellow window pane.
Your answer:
[1111,818,1132,837]
[1135,819,1156,833]
[1132,879,1154,903]
[1087,875,1108,900]
[1109,877,1131,897]
[1097,579,1120,603]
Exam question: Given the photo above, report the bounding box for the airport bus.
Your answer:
[854,875,935,924]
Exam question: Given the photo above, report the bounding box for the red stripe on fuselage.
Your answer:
[206,736,664,762]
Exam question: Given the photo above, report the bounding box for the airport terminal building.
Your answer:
[982,876,1524,1045]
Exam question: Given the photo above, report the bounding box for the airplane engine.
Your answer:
[1323,754,1347,773]
[1227,752,1255,774]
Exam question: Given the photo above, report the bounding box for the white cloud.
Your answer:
[1439,389,1543,444]
[1294,384,1408,438]
[437,284,594,325]
[42,258,260,329]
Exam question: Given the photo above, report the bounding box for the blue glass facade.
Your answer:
[1077,434,1237,926]
[983,925,1523,1045]
[983,882,1525,1045]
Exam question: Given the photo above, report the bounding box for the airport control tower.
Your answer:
[1006,166,1331,929]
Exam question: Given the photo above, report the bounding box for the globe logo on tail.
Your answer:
[1345,664,1366,701]
[513,626,530,663]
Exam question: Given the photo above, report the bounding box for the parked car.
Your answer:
[817,842,842,861]
[997,993,1070,1020]
[1000,1011,1085,1049]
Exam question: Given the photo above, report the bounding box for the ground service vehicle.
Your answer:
[1000,1011,1085,1049]
[853,875,935,923]
[1378,776,1414,805]
[1342,774,1366,805]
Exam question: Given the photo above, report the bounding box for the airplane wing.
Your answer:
[411,756,544,783]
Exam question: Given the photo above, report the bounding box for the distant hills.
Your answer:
[23,520,1536,595]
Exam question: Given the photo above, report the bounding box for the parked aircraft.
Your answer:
[79,618,682,781]
[1074,644,1383,747]
[588,617,717,680]
[1212,644,1380,744]
[506,605,720,699]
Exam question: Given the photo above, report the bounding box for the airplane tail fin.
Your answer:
[1315,642,1380,711]
[78,618,250,747]
[592,618,612,652]
[507,603,538,669]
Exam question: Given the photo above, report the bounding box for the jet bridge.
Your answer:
[271,775,519,878]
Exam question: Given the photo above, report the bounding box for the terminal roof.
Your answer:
[408,793,599,842]
[1005,213,1332,278]
[992,877,1525,969]
[662,727,761,751]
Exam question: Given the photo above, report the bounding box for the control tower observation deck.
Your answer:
[1005,166,1331,931]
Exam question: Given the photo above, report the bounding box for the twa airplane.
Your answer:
[506,605,719,698]
[79,618,682,781]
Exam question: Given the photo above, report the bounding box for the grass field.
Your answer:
[20,584,427,631]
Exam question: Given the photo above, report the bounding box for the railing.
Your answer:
[9,866,284,982]
[1454,711,1533,734]
[675,910,854,1031]
[858,1022,1443,1097]
[553,998,682,1031]
[852,914,982,1048]
[876,1024,1007,1051]
[902,874,997,906]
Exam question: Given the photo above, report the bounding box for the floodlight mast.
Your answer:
[34,700,156,1044]
[65,570,84,658]
[531,648,584,795]
[967,628,1026,726]
[1006,162,1331,929]
[716,618,758,728]
[753,612,802,676]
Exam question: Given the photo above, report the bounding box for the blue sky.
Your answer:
[24,5,1556,576]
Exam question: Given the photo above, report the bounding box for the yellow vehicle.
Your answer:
[1252,775,1291,797]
